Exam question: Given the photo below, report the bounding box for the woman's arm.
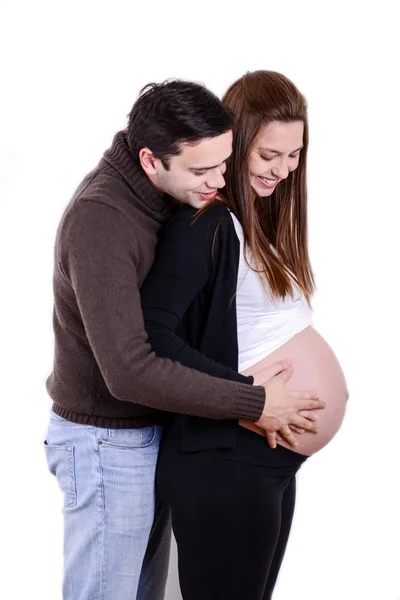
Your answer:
[141,204,252,384]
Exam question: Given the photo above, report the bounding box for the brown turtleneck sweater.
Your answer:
[46,131,266,428]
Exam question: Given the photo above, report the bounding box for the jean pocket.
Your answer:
[44,442,77,508]
[101,426,157,449]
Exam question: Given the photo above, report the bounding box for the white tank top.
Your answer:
[230,213,313,372]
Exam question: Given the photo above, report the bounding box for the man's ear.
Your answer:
[139,147,158,175]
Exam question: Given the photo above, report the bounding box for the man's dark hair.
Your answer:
[126,80,234,169]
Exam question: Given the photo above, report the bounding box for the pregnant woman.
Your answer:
[141,70,348,599]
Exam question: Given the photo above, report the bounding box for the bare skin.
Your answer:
[240,326,349,456]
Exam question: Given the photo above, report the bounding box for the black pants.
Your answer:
[157,425,308,600]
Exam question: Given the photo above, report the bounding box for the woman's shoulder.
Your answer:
[164,202,233,235]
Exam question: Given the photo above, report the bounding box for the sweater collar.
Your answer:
[102,130,171,218]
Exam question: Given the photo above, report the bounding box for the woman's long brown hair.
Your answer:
[201,70,315,304]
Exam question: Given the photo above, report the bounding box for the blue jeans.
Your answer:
[44,411,171,600]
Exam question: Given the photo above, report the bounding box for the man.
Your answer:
[44,80,323,600]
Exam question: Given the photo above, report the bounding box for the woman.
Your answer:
[141,71,348,599]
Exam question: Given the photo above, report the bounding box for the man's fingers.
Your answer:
[262,359,293,381]
[295,397,326,411]
[289,390,320,400]
[297,410,319,420]
[275,366,294,384]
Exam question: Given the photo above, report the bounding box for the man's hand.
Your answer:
[254,359,325,449]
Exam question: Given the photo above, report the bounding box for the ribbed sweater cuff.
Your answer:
[232,385,265,421]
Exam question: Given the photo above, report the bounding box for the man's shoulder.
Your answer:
[59,167,140,231]
[73,165,134,211]
[56,177,140,257]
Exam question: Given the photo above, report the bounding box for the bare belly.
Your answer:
[239,326,349,456]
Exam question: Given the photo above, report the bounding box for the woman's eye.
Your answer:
[260,155,273,162]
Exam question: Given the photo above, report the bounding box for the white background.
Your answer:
[1,1,399,599]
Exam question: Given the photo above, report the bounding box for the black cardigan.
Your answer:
[141,203,252,451]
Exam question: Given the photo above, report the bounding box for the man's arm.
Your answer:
[61,200,266,421]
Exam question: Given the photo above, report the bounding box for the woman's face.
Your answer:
[248,120,304,197]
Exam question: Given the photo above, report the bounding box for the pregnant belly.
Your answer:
[239,326,349,456]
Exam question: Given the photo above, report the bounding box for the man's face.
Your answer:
[153,131,233,209]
